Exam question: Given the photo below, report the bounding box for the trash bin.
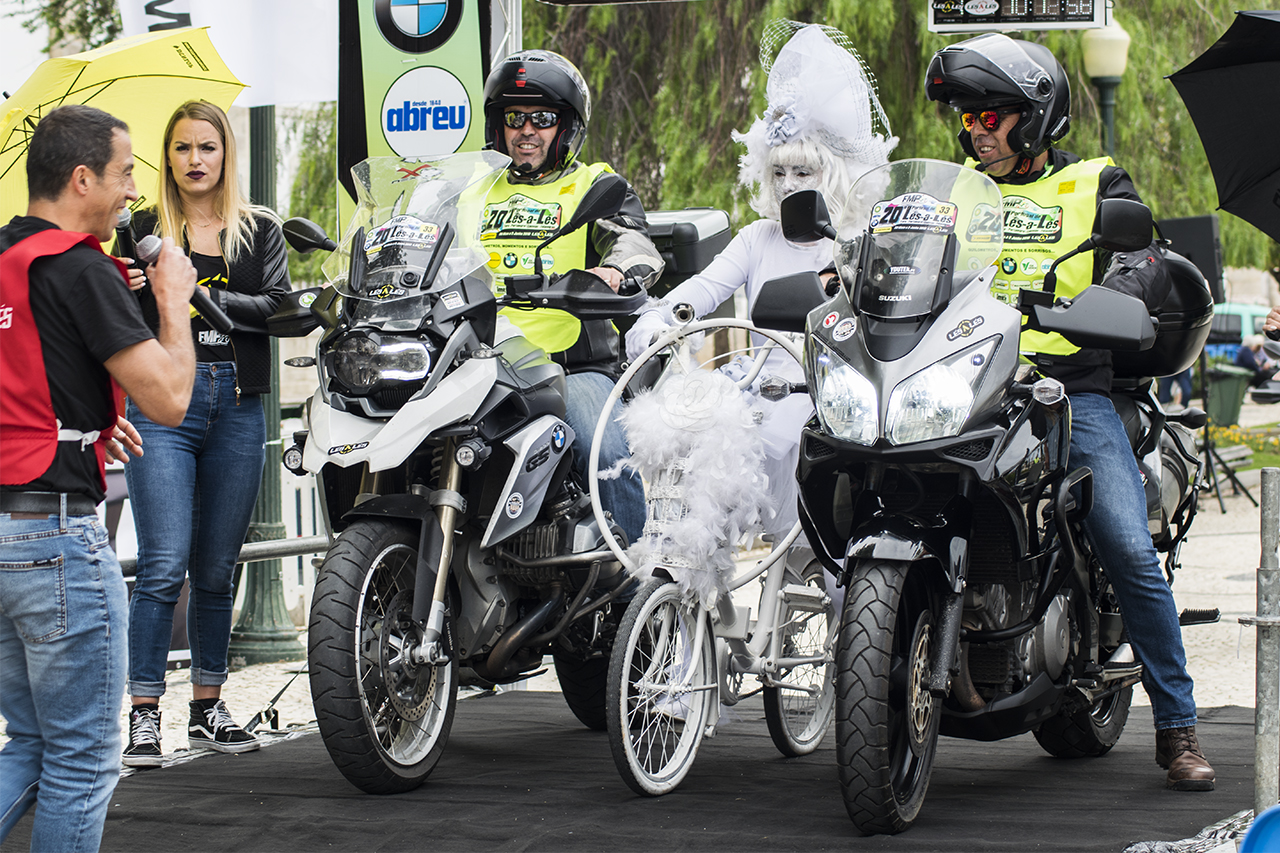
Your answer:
[1205,364,1253,426]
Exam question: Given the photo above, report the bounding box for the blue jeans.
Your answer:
[1157,368,1193,405]
[563,371,645,544]
[124,363,265,696]
[0,507,127,852]
[1068,393,1197,730]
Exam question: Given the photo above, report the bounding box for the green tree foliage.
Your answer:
[6,0,121,51]
[524,0,1278,266]
[283,102,338,287]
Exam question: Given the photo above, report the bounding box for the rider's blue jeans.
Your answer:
[564,370,645,544]
[0,508,127,852]
[124,363,265,697]
[1068,392,1198,730]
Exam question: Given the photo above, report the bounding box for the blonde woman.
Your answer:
[121,100,290,766]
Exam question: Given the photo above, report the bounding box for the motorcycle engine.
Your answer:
[963,585,1071,693]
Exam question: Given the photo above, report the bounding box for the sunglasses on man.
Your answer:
[503,109,560,130]
[960,108,1021,133]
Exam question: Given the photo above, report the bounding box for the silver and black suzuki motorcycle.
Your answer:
[269,151,646,794]
[751,159,1214,834]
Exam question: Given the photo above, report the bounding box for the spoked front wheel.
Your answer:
[764,559,836,757]
[308,519,458,794]
[606,579,717,796]
[836,559,941,834]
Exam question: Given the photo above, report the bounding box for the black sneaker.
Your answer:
[188,699,260,754]
[123,705,163,768]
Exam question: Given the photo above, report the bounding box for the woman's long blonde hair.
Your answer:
[154,100,278,264]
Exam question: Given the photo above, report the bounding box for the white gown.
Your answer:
[632,219,832,538]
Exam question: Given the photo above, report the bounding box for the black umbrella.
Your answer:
[1169,10,1280,242]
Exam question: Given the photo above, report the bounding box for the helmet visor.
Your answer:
[952,34,1053,106]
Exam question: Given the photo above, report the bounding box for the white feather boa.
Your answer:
[608,369,775,608]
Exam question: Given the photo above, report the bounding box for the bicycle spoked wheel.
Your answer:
[606,579,717,796]
[763,559,836,757]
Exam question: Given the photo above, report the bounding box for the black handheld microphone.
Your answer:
[135,235,235,335]
[115,209,137,260]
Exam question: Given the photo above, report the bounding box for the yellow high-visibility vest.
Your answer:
[480,162,613,354]
[979,156,1111,357]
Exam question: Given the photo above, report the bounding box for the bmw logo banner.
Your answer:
[336,0,489,213]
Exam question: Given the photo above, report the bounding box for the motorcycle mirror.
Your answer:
[532,173,629,276]
[266,287,325,337]
[1042,198,1155,295]
[1091,198,1154,254]
[780,190,839,243]
[751,272,828,333]
[283,217,338,254]
[561,172,628,235]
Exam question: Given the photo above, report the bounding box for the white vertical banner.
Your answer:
[119,0,338,106]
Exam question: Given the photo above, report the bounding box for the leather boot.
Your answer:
[1155,726,1215,791]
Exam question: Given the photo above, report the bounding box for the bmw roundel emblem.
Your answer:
[374,0,462,54]
[551,424,566,452]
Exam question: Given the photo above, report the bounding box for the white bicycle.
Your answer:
[589,315,837,796]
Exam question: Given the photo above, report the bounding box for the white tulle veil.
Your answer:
[735,21,899,222]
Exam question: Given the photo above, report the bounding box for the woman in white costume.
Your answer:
[625,21,896,538]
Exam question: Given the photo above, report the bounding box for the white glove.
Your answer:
[625,310,671,362]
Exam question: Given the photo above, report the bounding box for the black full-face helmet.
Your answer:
[483,50,592,183]
[925,34,1071,165]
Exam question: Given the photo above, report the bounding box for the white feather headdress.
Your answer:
[735,22,899,221]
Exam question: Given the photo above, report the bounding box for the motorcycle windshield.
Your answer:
[322,151,511,316]
[834,159,1003,320]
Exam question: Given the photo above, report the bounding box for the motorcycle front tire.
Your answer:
[309,518,458,794]
[836,559,941,835]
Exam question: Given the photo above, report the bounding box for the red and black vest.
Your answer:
[0,229,124,490]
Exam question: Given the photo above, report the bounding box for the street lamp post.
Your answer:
[1082,19,1132,159]
[227,104,305,668]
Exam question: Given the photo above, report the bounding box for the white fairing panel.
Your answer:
[302,357,498,473]
[302,391,385,472]
[480,415,575,549]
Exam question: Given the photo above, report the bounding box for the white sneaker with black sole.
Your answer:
[123,705,164,767]
[188,699,260,754]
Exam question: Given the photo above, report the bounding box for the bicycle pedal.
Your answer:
[780,583,829,613]
[1179,607,1220,626]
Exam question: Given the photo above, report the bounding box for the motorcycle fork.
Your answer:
[413,438,463,665]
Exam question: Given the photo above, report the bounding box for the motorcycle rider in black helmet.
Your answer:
[480,49,663,545]
[926,33,1215,792]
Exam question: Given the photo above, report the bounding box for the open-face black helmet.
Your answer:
[925,34,1071,163]
[483,50,591,183]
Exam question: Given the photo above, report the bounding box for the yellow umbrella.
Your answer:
[0,27,244,222]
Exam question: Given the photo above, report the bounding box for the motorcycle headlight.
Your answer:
[811,339,878,445]
[886,336,998,445]
[330,333,432,395]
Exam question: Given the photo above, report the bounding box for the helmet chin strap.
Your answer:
[976,151,1041,182]
[974,151,1020,173]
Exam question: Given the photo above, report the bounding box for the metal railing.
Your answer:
[117,534,331,575]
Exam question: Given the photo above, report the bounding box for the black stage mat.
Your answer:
[2,695,1256,852]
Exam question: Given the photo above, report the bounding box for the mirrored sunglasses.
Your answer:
[960,108,1020,132]
[503,110,560,130]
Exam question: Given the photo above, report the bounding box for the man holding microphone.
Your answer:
[0,104,195,852]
